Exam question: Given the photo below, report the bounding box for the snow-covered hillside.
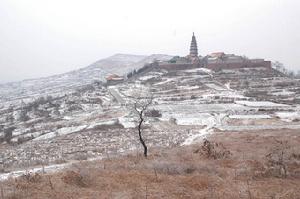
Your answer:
[1,61,300,177]
[0,54,173,104]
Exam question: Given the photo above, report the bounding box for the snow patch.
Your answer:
[87,120,117,129]
[63,116,73,120]
[275,112,300,122]
[205,83,226,91]
[235,100,288,107]
[219,124,300,131]
[184,68,213,74]
[139,75,157,81]
[229,115,272,119]
[272,90,295,96]
[34,125,87,141]
[118,116,136,128]
[181,126,213,146]
[175,113,215,126]
[0,163,69,181]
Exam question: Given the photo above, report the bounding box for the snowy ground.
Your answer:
[1,64,300,177]
[229,114,272,119]
[235,100,289,107]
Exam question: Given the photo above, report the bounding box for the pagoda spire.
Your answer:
[190,32,198,57]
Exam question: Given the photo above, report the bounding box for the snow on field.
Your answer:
[153,78,175,86]
[155,103,246,116]
[202,91,248,100]
[118,116,136,128]
[184,68,213,74]
[221,69,236,74]
[181,126,213,146]
[275,112,300,122]
[180,113,226,145]
[11,131,44,142]
[174,113,215,126]
[138,72,163,81]
[224,82,231,90]
[219,124,300,131]
[156,102,230,126]
[12,128,32,137]
[139,75,157,81]
[34,125,87,141]
[87,120,117,129]
[0,155,106,181]
[276,112,300,118]
[63,116,73,120]
[272,90,295,96]
[0,162,70,181]
[177,85,199,90]
[119,83,149,96]
[229,114,272,119]
[235,100,288,107]
[205,83,226,91]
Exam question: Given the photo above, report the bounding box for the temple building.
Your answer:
[106,74,124,85]
[157,32,271,71]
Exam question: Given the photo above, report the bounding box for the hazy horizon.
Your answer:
[1,0,300,83]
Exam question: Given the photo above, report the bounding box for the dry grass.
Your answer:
[1,129,300,199]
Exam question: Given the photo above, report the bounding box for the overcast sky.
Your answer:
[0,0,299,83]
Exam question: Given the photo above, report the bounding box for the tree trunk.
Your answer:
[138,118,147,157]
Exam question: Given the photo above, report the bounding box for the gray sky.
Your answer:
[0,0,299,83]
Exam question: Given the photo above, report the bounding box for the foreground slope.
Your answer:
[1,128,300,199]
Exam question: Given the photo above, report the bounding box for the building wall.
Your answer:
[107,79,124,85]
[206,61,271,71]
[158,59,271,71]
[158,63,199,71]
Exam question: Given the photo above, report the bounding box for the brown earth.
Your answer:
[1,129,300,199]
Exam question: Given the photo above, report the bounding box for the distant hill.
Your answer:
[0,54,173,103]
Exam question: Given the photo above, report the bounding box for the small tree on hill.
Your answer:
[130,88,153,157]
[3,126,16,144]
[18,109,30,122]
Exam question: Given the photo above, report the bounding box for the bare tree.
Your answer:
[131,89,153,157]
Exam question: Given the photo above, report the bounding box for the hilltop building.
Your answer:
[204,52,271,71]
[106,74,124,85]
[158,32,271,71]
[158,33,202,70]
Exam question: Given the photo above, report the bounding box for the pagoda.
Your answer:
[188,32,200,64]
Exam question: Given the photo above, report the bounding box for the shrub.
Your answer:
[190,95,197,99]
[19,172,42,184]
[3,127,16,143]
[145,109,162,118]
[194,139,231,159]
[67,104,83,112]
[18,110,30,122]
[264,140,290,178]
[61,170,92,187]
